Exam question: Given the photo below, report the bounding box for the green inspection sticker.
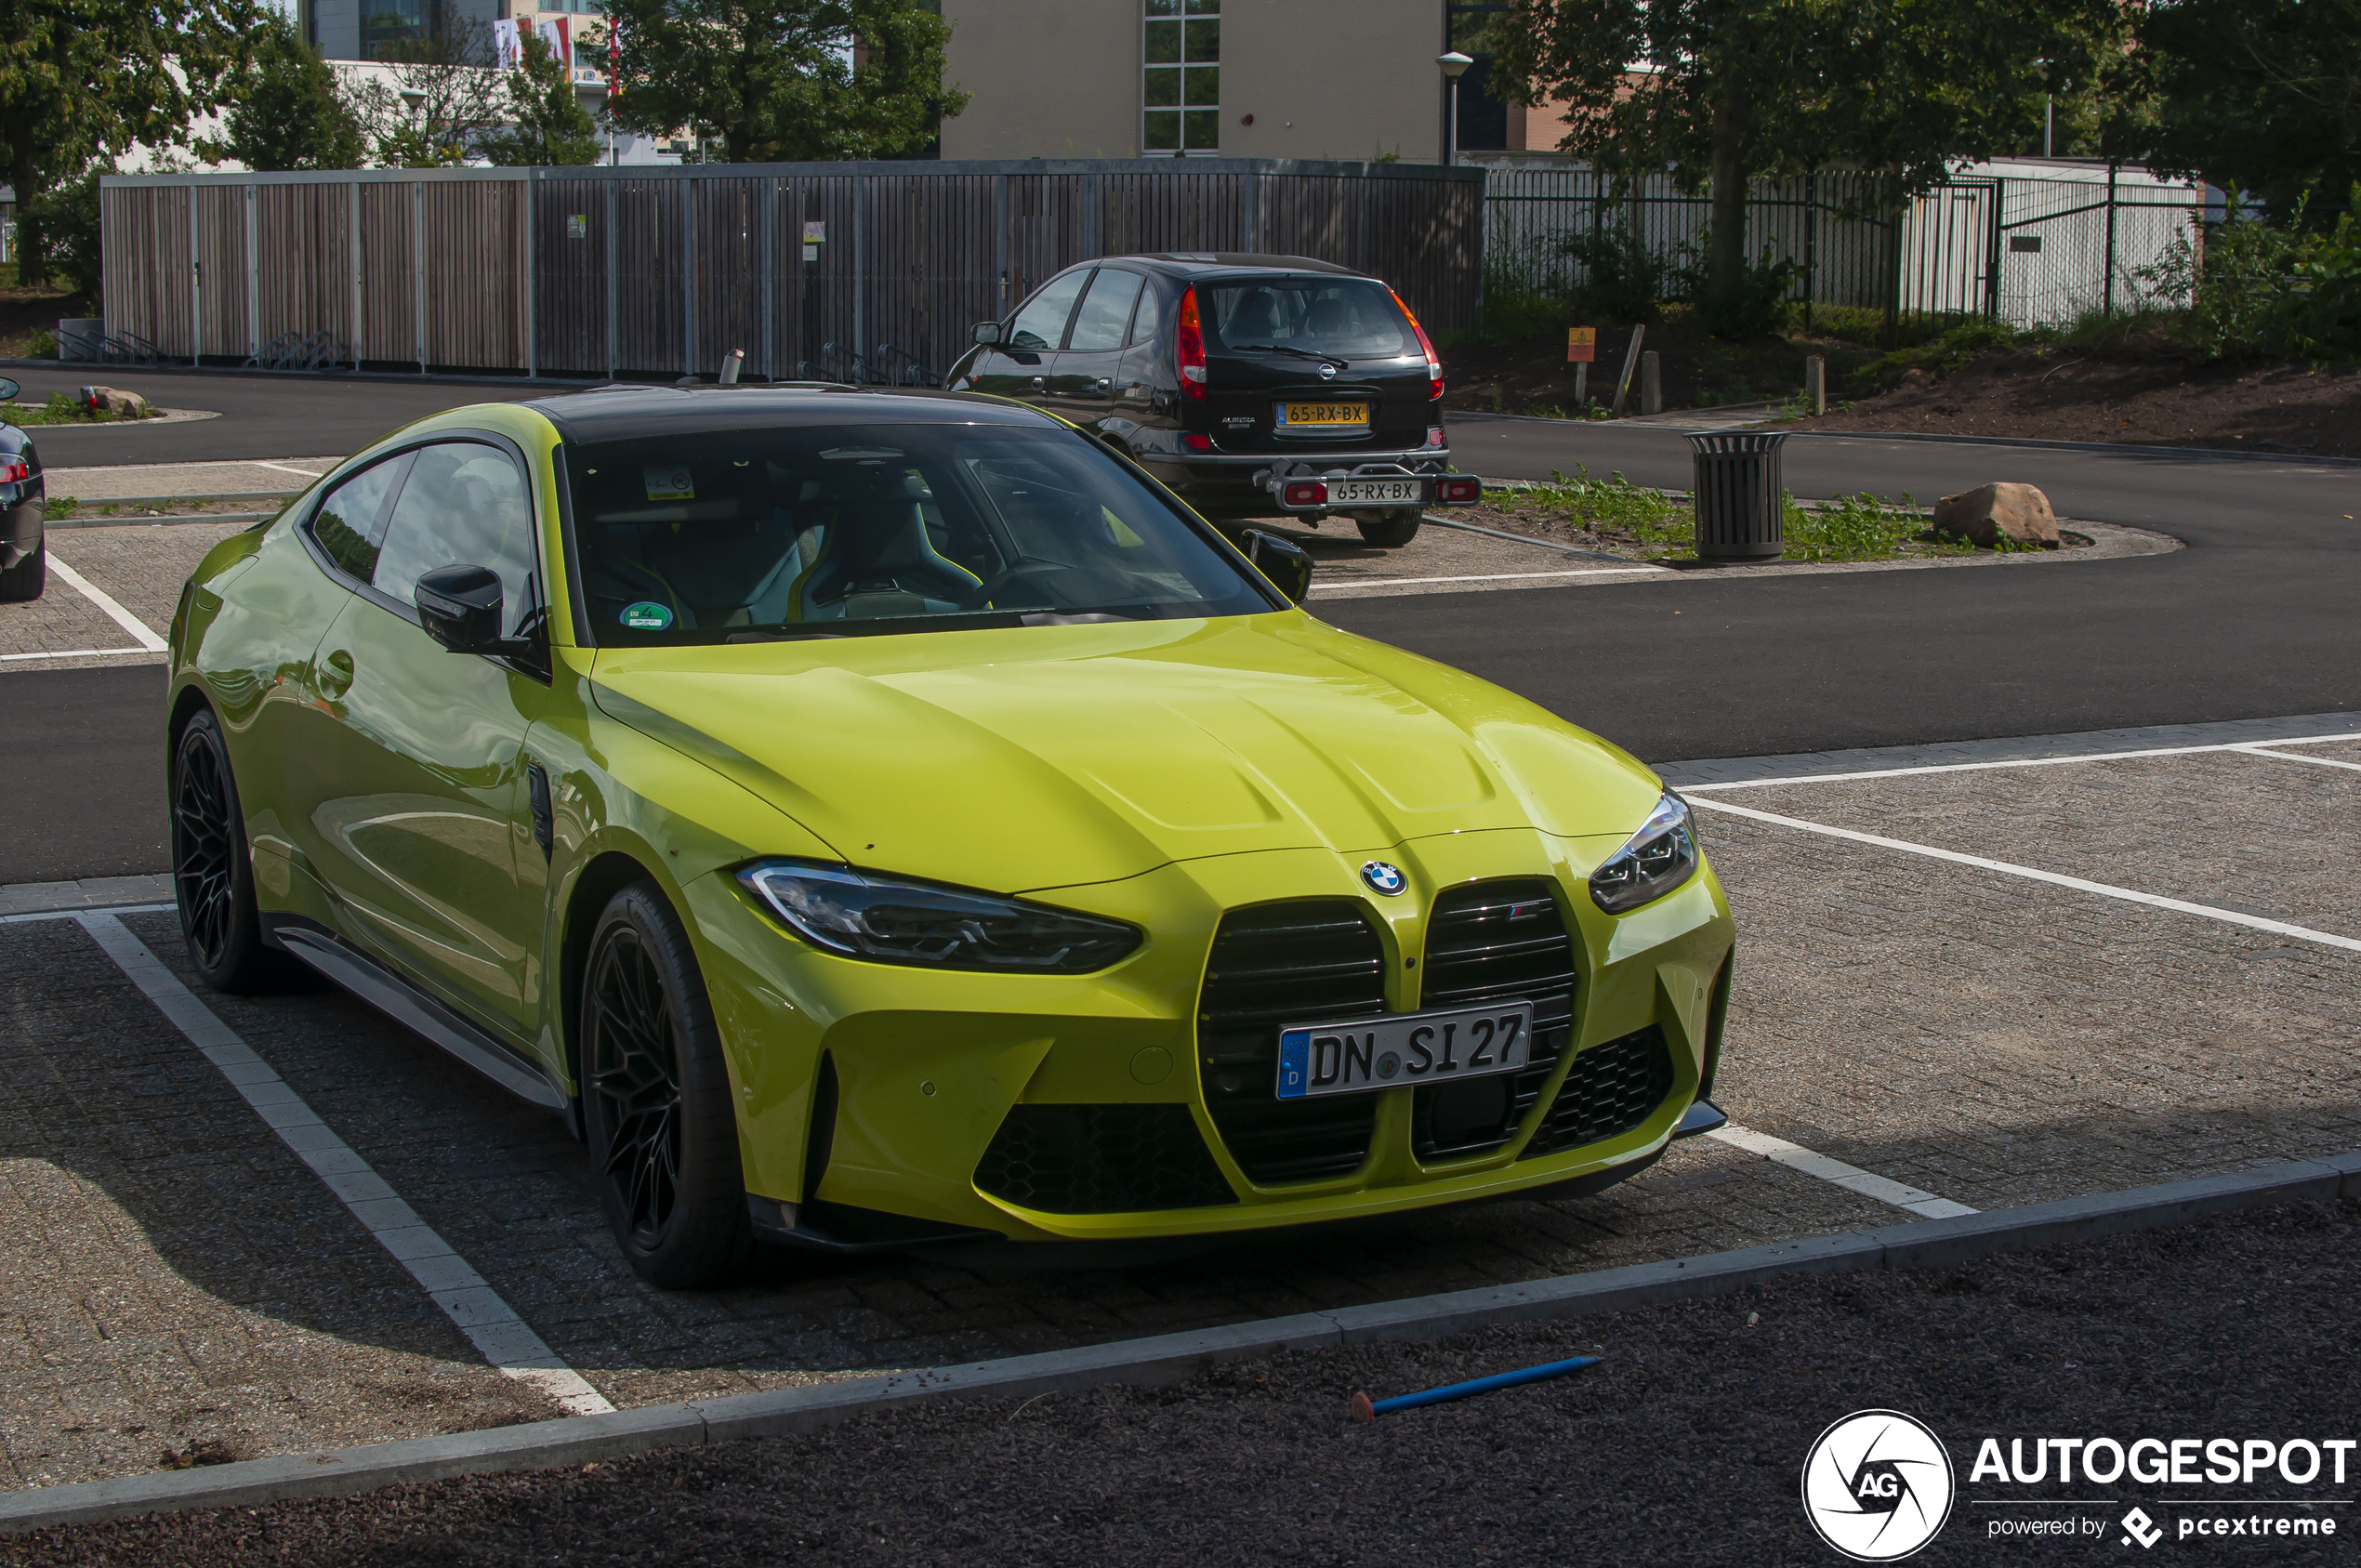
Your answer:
[620,601,673,631]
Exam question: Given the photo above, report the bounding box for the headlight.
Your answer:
[738,861,1141,974]
[1588,792,1698,914]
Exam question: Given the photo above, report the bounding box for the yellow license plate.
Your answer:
[1280,402,1369,427]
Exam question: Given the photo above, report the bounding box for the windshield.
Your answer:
[564,421,1276,643]
[1202,277,1413,361]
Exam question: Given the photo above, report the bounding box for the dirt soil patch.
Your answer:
[14,1198,2355,1566]
[1443,313,1865,420]
[1775,349,2361,458]
[0,280,87,362]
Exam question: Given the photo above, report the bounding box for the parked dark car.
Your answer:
[947,255,1479,547]
[0,378,44,601]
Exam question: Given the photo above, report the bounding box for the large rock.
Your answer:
[78,385,152,418]
[1932,481,2059,548]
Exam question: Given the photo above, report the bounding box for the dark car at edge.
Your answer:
[947,254,1478,547]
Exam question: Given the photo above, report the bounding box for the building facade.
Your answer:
[938,0,1567,164]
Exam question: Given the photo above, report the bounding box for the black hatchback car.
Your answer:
[0,376,45,601]
[947,254,1478,547]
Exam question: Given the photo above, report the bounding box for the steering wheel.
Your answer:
[956,561,1075,612]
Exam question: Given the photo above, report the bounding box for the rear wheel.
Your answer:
[581,883,752,1288]
[172,709,290,993]
[1354,509,1421,547]
[0,532,42,602]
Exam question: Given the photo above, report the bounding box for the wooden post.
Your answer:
[2103,161,2118,316]
[1611,323,1644,415]
[1638,350,1660,415]
[1574,362,1587,408]
[1803,355,1825,415]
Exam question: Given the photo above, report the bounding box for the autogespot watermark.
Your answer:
[1803,1414,2354,1557]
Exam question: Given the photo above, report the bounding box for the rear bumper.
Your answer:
[1134,441,1456,512]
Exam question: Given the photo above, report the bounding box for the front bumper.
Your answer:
[687,828,1736,1245]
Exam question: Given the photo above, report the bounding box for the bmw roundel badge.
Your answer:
[1361,860,1407,896]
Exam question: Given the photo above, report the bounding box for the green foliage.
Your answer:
[219,10,366,170]
[1524,467,1691,551]
[21,164,106,300]
[607,0,969,162]
[1680,239,1797,338]
[1488,0,2128,338]
[25,329,58,359]
[2131,0,2361,216]
[0,0,253,283]
[481,33,602,166]
[2169,198,2361,359]
[1563,222,1675,324]
[1780,492,1954,562]
[343,2,507,166]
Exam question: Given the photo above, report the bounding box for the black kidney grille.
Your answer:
[974,1103,1237,1214]
[1412,879,1581,1159]
[1521,1025,1677,1159]
[1197,900,1388,1185]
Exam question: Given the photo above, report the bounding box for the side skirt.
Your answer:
[264,915,571,1115]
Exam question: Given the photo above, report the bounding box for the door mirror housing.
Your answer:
[1237,528,1313,606]
[970,322,1004,347]
[415,563,516,653]
[0,377,18,402]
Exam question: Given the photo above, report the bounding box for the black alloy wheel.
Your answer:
[170,709,289,993]
[581,883,751,1287]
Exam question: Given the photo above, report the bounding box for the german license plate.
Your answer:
[1275,1000,1534,1100]
[1278,401,1369,428]
[1329,479,1422,505]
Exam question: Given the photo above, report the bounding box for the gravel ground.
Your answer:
[14,1199,2356,1566]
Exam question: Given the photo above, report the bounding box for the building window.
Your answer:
[1446,2,1510,152]
[1143,0,1219,156]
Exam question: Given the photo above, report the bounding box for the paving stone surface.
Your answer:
[0,523,244,674]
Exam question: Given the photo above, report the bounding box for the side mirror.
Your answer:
[415,563,508,652]
[1237,528,1313,606]
[971,322,1004,347]
[0,377,18,402]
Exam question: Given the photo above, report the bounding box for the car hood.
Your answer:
[588,613,1665,893]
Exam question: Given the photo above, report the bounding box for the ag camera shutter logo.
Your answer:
[1802,1410,1956,1561]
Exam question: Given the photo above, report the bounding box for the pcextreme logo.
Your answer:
[1802,1410,1958,1561]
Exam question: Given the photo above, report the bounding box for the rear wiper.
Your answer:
[1228,344,1348,368]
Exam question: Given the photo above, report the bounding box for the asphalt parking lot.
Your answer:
[2,719,2352,1493]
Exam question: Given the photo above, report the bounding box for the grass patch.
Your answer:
[1513,468,1971,563]
[45,495,81,519]
[1,391,161,426]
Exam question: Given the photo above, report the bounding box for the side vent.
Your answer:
[526,760,554,861]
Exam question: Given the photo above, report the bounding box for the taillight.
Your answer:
[1425,427,1447,448]
[1282,481,1328,507]
[1435,476,1482,505]
[1180,431,1213,452]
[1176,286,1207,400]
[0,460,29,485]
[1390,287,1444,401]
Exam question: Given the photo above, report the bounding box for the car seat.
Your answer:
[790,470,981,620]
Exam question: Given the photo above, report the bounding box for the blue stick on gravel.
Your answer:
[1349,1355,1600,1422]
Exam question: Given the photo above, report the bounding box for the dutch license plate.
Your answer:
[1279,401,1369,428]
[1276,1000,1534,1100]
[1329,479,1422,505]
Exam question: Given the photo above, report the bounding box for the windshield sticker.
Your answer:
[620,600,674,631]
[642,465,695,501]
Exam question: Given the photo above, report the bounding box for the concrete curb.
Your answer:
[47,511,270,530]
[6,1152,2357,1535]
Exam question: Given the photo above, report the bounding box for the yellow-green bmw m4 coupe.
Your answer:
[166,387,1734,1286]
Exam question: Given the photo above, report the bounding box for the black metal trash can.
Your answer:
[1686,431,1787,562]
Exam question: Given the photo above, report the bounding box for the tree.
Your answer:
[2128,0,2361,216]
[219,10,367,171]
[0,0,252,283]
[602,0,968,163]
[1485,0,2127,334]
[346,1,508,167]
[482,32,602,166]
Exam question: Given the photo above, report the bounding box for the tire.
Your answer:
[171,708,293,993]
[581,882,753,1288]
[1354,509,1422,547]
[0,533,42,602]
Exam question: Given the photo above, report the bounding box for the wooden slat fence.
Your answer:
[100,160,1484,379]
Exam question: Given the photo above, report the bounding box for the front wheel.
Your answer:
[581,883,752,1288]
[1354,509,1421,547]
[172,709,295,992]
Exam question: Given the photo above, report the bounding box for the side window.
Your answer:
[1127,283,1166,348]
[1066,270,1145,353]
[306,455,410,584]
[370,442,539,636]
[1006,270,1091,351]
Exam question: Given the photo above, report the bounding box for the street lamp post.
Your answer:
[1438,51,1472,166]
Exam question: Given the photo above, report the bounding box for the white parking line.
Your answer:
[1316,565,1666,591]
[1693,797,2361,955]
[73,913,615,1418]
[44,558,168,652]
[0,645,152,662]
[0,901,173,924]
[1707,1124,1978,1219]
[1680,730,2361,794]
[2237,744,2361,775]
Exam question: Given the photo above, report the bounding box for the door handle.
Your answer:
[317,648,354,701]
